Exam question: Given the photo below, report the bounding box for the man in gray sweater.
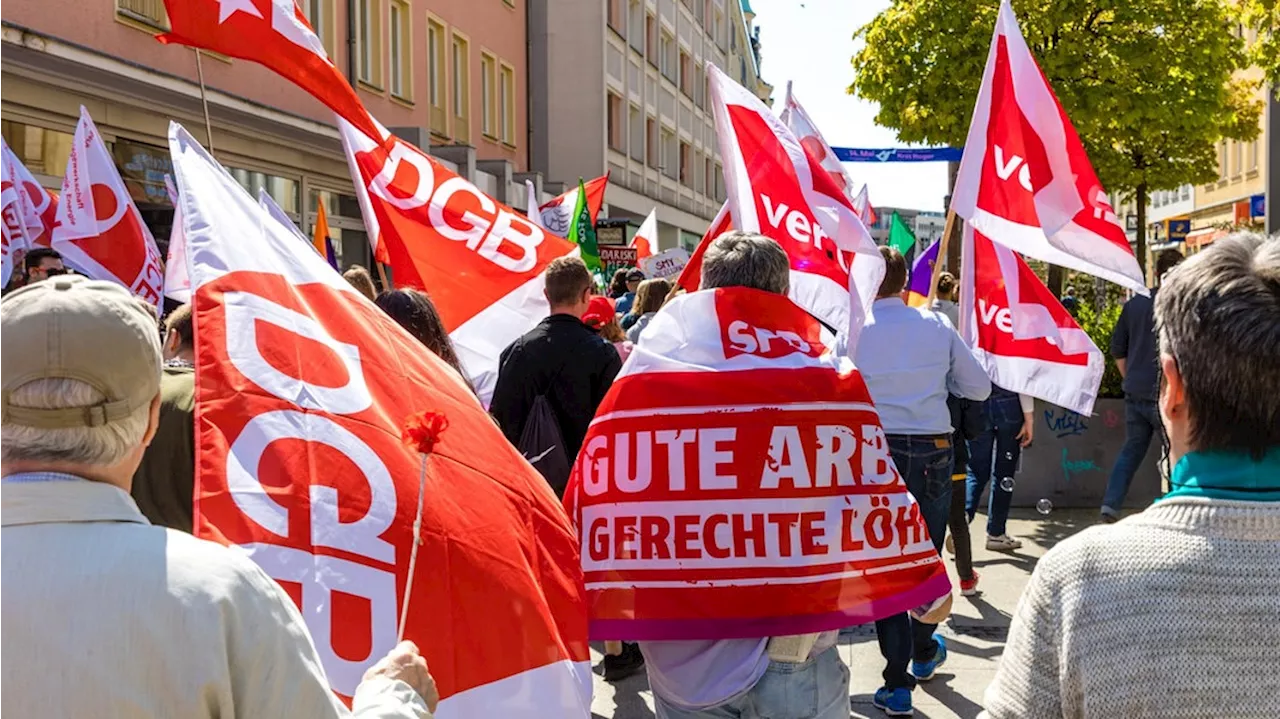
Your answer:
[982,233,1280,718]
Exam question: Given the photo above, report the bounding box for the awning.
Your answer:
[1150,241,1184,252]
[1185,227,1226,250]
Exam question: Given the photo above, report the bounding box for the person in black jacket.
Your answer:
[490,256,622,465]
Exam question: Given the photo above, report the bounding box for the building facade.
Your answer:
[1,0,530,270]
[866,206,945,254]
[529,0,773,251]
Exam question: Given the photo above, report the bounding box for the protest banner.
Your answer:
[564,287,951,640]
[641,247,691,280]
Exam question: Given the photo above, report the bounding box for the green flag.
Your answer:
[888,211,916,256]
[566,178,603,272]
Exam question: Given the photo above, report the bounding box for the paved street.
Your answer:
[589,508,1104,719]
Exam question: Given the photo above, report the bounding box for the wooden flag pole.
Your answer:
[194,50,215,155]
[925,209,958,306]
[376,261,392,291]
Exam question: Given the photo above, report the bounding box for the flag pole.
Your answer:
[376,261,392,291]
[194,50,216,155]
[925,209,957,305]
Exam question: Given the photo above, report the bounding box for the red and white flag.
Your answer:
[52,107,164,307]
[676,201,733,294]
[158,0,382,142]
[707,63,884,351]
[780,83,857,204]
[534,174,609,239]
[170,123,591,716]
[338,114,578,404]
[163,176,192,304]
[630,209,658,260]
[959,224,1103,416]
[951,0,1145,294]
[563,286,950,639]
[2,137,60,251]
[852,185,878,227]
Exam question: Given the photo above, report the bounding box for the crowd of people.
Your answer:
[2,230,1277,718]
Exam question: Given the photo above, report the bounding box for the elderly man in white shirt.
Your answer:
[854,246,991,717]
[1,276,437,719]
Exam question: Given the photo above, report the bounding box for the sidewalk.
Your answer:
[589,508,1102,719]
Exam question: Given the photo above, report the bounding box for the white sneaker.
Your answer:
[986,534,1023,552]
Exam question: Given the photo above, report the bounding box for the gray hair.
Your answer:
[700,231,790,295]
[1154,232,1280,460]
[1,378,151,466]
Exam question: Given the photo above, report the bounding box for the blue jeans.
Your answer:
[652,647,850,719]
[1102,397,1161,511]
[965,395,1024,537]
[874,435,953,690]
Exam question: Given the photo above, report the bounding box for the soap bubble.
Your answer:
[999,476,1016,492]
[1036,498,1053,515]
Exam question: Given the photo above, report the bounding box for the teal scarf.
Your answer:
[1164,448,1280,503]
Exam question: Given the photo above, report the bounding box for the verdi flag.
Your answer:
[888,212,916,257]
[567,178,602,272]
[905,239,941,307]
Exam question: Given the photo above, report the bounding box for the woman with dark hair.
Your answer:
[375,289,474,393]
[607,268,630,299]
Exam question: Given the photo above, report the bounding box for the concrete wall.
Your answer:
[530,0,605,185]
[1001,398,1163,510]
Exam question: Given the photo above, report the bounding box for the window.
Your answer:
[607,93,625,151]
[500,64,516,145]
[117,0,168,30]
[704,157,713,196]
[299,0,336,57]
[645,15,658,62]
[662,128,677,179]
[713,10,723,48]
[356,0,383,88]
[694,65,705,109]
[427,18,447,136]
[679,50,691,95]
[679,141,691,186]
[452,33,471,144]
[660,31,675,80]
[480,53,497,138]
[694,150,704,193]
[1218,141,1227,180]
[713,162,723,200]
[608,0,625,34]
[647,117,659,166]
[1248,140,1259,172]
[629,1,645,52]
[1232,140,1242,177]
[629,105,644,161]
[1180,184,1191,201]
[389,1,411,100]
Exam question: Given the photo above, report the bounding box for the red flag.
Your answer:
[2,137,59,250]
[563,287,951,639]
[52,107,164,307]
[959,223,1103,416]
[952,0,1145,293]
[158,0,382,142]
[170,123,591,715]
[534,174,609,238]
[338,115,577,404]
[781,84,859,205]
[708,62,884,349]
[676,201,732,294]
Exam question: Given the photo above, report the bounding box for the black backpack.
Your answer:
[516,366,573,498]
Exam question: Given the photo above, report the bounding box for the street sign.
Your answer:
[1167,219,1190,242]
[1126,214,1138,231]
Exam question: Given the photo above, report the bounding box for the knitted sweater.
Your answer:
[982,497,1280,718]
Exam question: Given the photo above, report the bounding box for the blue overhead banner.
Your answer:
[831,147,964,163]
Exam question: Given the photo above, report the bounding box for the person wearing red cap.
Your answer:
[582,295,634,364]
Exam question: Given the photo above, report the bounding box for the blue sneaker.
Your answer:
[912,634,948,681]
[872,686,913,716]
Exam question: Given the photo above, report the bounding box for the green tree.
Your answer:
[851,0,1261,278]
[1241,1,1280,87]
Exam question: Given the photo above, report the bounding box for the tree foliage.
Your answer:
[850,0,1262,196]
[1240,1,1280,89]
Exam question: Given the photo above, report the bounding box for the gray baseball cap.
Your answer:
[2,275,162,428]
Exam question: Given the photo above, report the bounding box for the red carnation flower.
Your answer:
[401,411,449,455]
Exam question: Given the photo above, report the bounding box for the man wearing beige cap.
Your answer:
[1,276,437,718]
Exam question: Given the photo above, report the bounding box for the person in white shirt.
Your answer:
[854,246,991,717]
[1,276,437,719]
